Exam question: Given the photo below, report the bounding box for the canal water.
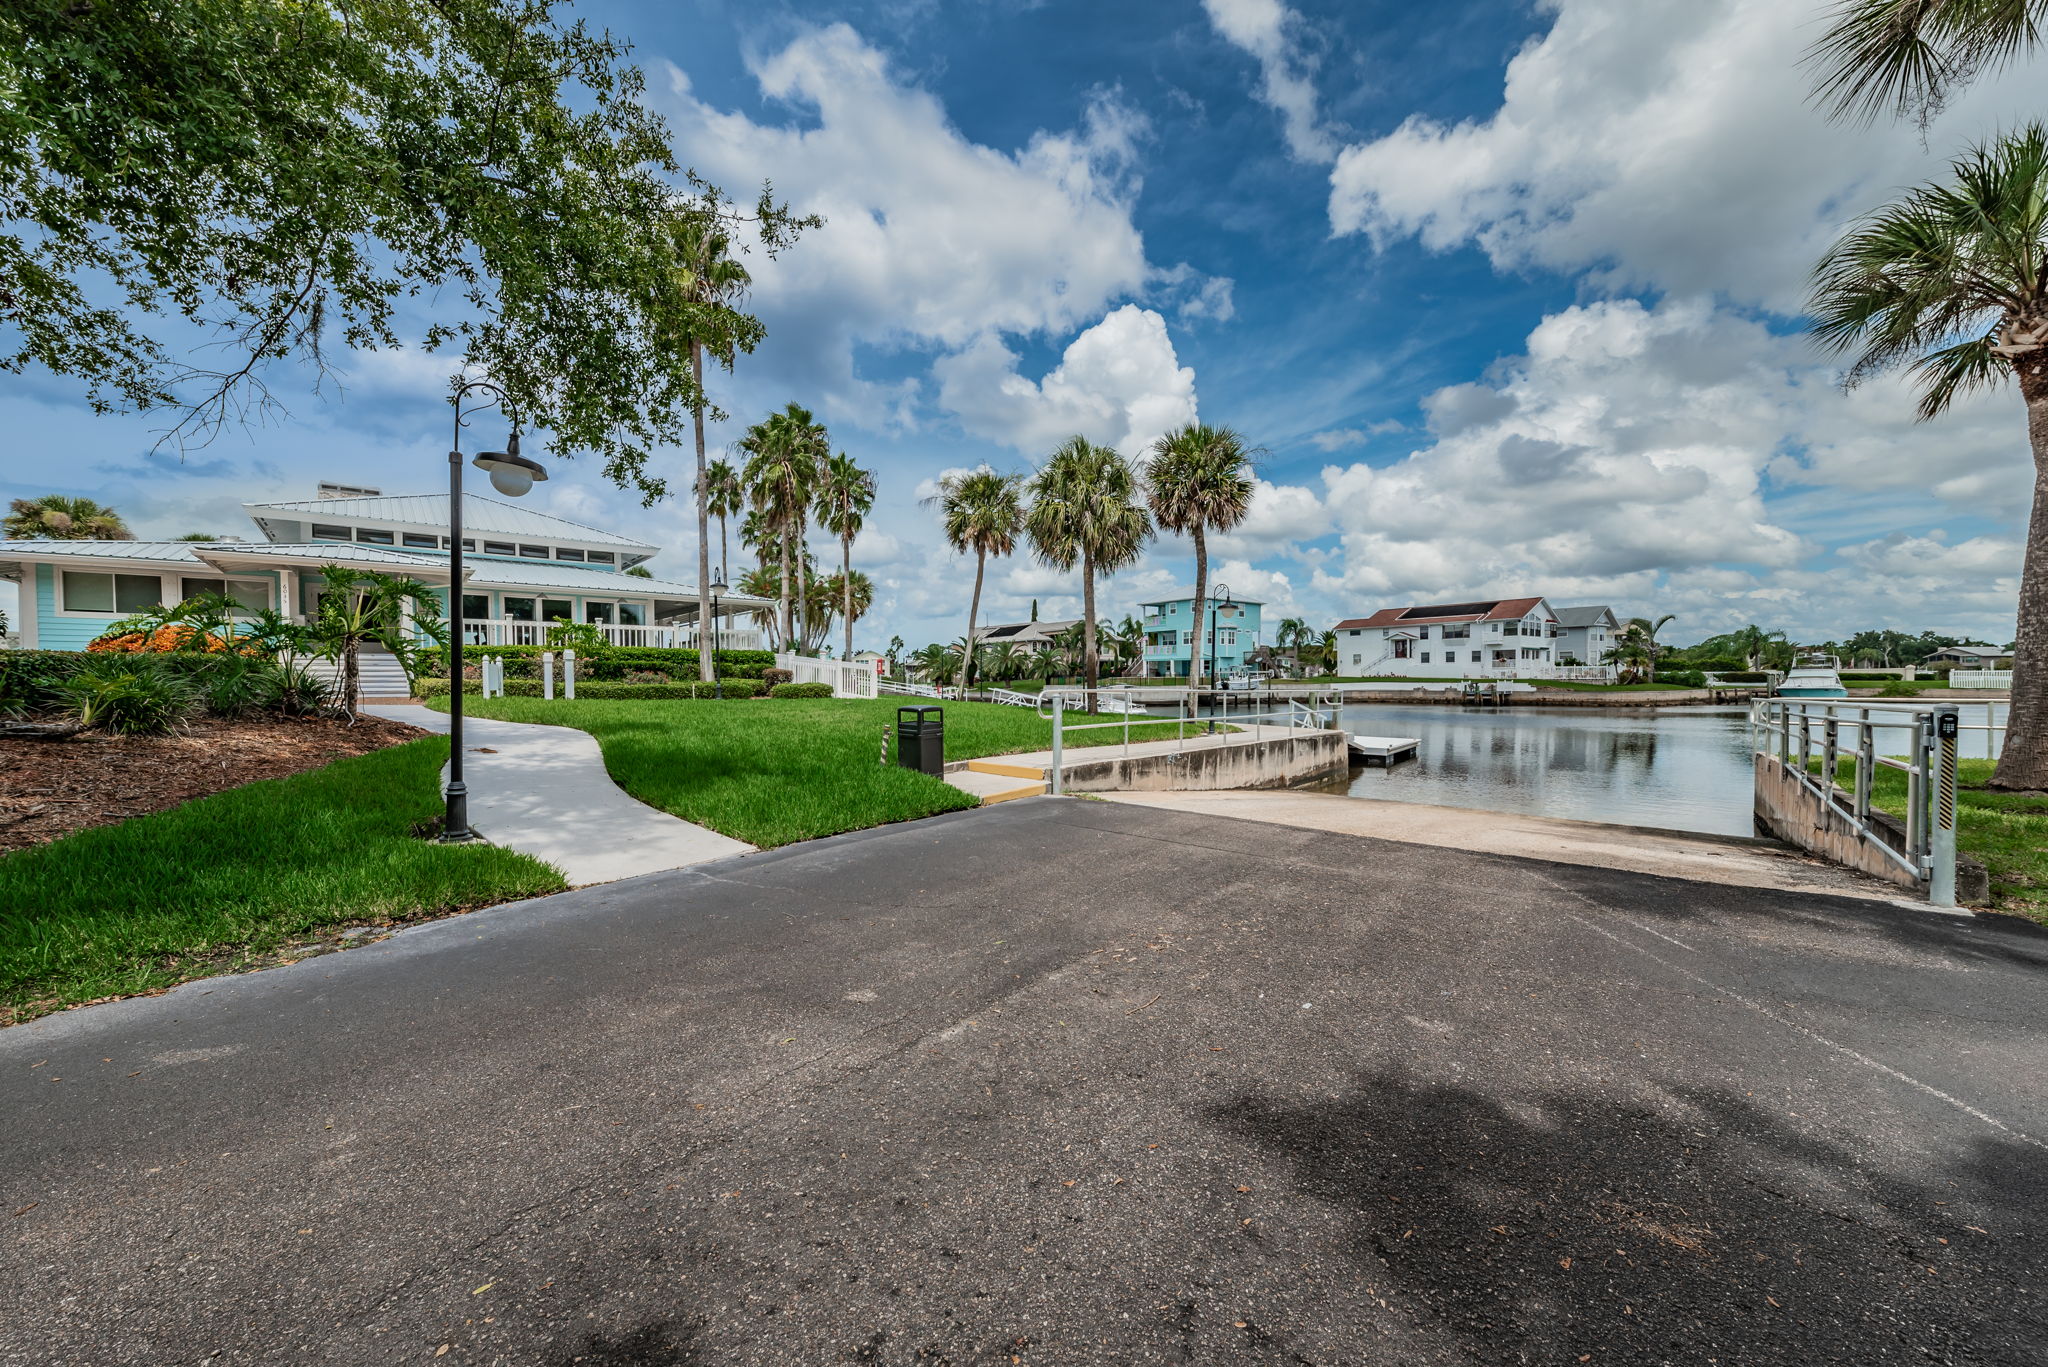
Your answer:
[1284,699,2012,838]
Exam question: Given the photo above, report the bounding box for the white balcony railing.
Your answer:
[453,619,766,651]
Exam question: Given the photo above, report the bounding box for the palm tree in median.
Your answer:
[1026,436,1153,709]
[815,451,877,663]
[1810,125,2048,786]
[668,216,756,683]
[5,495,133,540]
[1146,423,1255,693]
[926,468,1023,695]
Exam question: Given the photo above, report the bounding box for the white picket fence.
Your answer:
[776,653,880,699]
[1949,669,2012,690]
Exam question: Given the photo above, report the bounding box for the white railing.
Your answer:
[1949,669,2012,690]
[984,687,1039,707]
[879,676,941,698]
[452,619,766,651]
[776,652,879,699]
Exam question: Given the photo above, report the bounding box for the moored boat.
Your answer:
[1776,653,1847,698]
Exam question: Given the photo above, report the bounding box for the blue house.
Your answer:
[0,483,772,652]
[1139,591,1263,679]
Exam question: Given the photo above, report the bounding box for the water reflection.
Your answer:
[1302,700,2007,838]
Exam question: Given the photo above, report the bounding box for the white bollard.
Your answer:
[543,651,556,700]
[564,648,577,700]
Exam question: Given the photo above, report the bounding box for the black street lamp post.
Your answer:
[443,379,548,844]
[1206,582,1232,734]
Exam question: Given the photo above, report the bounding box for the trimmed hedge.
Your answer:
[1651,669,1708,689]
[419,677,765,700]
[1713,670,1770,683]
[417,644,775,681]
[768,681,834,699]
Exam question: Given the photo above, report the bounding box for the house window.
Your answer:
[502,596,536,622]
[1420,651,1431,664]
[61,571,163,614]
[1351,653,1361,665]
[587,551,616,565]
[1418,625,1430,639]
[541,598,573,622]
[1470,651,1481,663]
[585,601,615,625]
[355,528,394,545]
[482,541,516,557]
[1444,627,1469,640]
[179,577,269,612]
[619,602,645,626]
[555,548,586,562]
[519,544,550,559]
[461,594,490,620]
[441,537,475,551]
[402,533,438,549]
[310,523,351,541]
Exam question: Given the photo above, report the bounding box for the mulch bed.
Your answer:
[0,714,429,854]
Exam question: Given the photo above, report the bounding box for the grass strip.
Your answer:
[0,737,566,1022]
[1825,757,2047,925]
[440,696,1212,849]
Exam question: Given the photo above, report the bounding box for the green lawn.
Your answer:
[0,738,566,1023]
[438,696,1203,849]
[1826,757,2047,925]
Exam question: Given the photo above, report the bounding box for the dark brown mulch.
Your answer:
[0,714,429,854]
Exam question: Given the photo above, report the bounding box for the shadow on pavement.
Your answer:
[1208,1069,2046,1364]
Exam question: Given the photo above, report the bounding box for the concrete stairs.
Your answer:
[301,649,415,702]
[944,758,1048,805]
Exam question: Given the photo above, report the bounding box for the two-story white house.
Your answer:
[1552,605,1622,668]
[1331,596,1618,680]
[0,483,772,652]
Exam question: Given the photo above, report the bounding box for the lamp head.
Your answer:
[710,571,728,595]
[473,432,548,498]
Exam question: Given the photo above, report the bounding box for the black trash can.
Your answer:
[896,706,945,777]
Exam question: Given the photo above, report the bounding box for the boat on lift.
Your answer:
[1775,653,1847,698]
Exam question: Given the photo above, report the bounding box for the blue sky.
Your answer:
[1,0,2035,648]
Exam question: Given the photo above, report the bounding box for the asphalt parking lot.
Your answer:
[6,796,2046,1365]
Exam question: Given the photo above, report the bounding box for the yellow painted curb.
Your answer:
[967,759,1046,779]
[979,782,1048,805]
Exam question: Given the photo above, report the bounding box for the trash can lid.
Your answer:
[897,705,944,719]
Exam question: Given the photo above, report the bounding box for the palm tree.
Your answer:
[815,452,877,662]
[1810,125,2048,786]
[5,495,132,540]
[1623,614,1678,677]
[1028,645,1060,683]
[1809,0,2048,123]
[305,566,446,718]
[1275,616,1311,676]
[705,458,745,580]
[669,218,754,683]
[1317,629,1338,676]
[988,643,1026,683]
[1026,436,1153,707]
[911,641,954,685]
[925,468,1023,694]
[740,403,827,650]
[818,568,873,652]
[1146,424,1255,692]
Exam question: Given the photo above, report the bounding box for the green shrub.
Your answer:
[1651,669,1707,689]
[418,677,764,700]
[49,656,202,735]
[0,650,90,711]
[1878,680,1926,697]
[769,681,835,699]
[1714,670,1769,683]
[763,666,794,688]
[195,654,279,718]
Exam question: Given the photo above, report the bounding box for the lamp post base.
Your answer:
[440,785,482,844]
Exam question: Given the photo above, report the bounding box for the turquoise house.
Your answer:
[1139,591,1264,679]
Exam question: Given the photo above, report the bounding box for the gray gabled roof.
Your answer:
[241,493,655,550]
[1553,605,1619,628]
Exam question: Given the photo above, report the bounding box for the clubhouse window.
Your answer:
[587,551,616,565]
[354,528,394,545]
[61,571,163,614]
[310,524,351,541]
[481,541,517,557]
[401,533,438,549]
[555,547,586,562]
[179,577,269,612]
[519,544,550,559]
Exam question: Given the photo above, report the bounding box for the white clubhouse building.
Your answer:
[1333,596,1619,680]
[0,483,770,652]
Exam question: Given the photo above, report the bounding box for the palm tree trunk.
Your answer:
[796,516,810,653]
[778,528,792,651]
[1991,370,2048,790]
[963,550,986,695]
[1186,526,1208,706]
[718,513,729,590]
[1081,547,1098,714]
[691,341,714,682]
[342,637,360,719]
[842,533,855,662]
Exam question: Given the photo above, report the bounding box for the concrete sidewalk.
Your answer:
[367,704,753,884]
[1097,787,1917,904]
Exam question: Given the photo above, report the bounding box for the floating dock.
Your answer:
[1346,733,1420,765]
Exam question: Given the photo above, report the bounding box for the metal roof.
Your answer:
[1552,605,1617,628]
[0,540,209,563]
[241,493,655,550]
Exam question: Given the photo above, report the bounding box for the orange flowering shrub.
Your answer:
[88,624,248,655]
